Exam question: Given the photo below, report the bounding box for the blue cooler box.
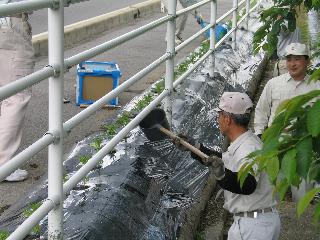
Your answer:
[76,61,122,106]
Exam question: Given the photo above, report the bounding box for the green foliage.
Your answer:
[103,124,117,137]
[195,231,205,240]
[253,0,320,81]
[0,231,9,240]
[23,202,41,218]
[23,202,42,235]
[79,155,91,165]
[90,137,103,151]
[239,90,320,222]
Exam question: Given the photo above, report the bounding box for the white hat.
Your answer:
[214,92,253,115]
[285,43,310,57]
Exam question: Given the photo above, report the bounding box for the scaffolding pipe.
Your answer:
[0,134,54,182]
[163,0,177,125]
[232,0,238,49]
[7,198,58,240]
[0,67,54,101]
[47,1,64,238]
[64,15,172,68]
[209,0,217,77]
[63,90,169,194]
[246,0,250,29]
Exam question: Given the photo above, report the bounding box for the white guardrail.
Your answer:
[0,0,260,238]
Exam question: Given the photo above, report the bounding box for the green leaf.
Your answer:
[297,188,320,217]
[266,156,279,183]
[281,149,297,184]
[287,11,296,32]
[308,162,320,182]
[313,202,320,224]
[292,175,302,188]
[276,178,289,200]
[283,90,320,125]
[296,136,313,178]
[304,0,313,9]
[262,123,283,143]
[238,160,257,187]
[307,100,320,137]
[313,135,320,154]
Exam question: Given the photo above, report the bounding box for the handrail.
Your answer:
[0,0,260,238]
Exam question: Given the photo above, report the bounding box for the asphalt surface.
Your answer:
[30,0,148,34]
[0,0,233,223]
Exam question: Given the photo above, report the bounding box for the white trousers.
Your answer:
[161,0,188,38]
[0,18,34,166]
[228,212,281,240]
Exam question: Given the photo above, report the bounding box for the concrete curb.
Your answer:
[178,173,217,240]
[32,0,161,56]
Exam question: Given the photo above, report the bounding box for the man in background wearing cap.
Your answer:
[254,42,320,201]
[186,92,280,240]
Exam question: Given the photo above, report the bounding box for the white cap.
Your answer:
[285,43,310,57]
[214,92,253,115]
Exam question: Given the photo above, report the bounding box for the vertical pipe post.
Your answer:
[232,0,238,49]
[164,0,177,124]
[246,0,250,30]
[47,1,64,239]
[209,0,217,78]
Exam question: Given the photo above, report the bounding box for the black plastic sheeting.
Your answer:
[0,9,268,240]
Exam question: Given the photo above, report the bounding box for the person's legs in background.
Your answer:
[162,0,188,44]
[0,27,34,182]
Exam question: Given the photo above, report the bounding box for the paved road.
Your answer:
[0,0,233,219]
[30,0,147,34]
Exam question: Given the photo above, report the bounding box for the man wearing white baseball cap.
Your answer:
[184,92,280,240]
[254,42,320,201]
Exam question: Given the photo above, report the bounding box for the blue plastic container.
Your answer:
[76,61,121,106]
[196,15,228,41]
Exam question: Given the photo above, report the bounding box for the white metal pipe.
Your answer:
[209,0,217,77]
[175,22,213,52]
[173,49,213,88]
[164,0,177,125]
[0,134,54,182]
[238,0,260,26]
[7,198,57,240]
[0,67,54,101]
[64,53,170,132]
[0,0,51,17]
[176,0,210,16]
[64,15,171,68]
[246,0,250,29]
[64,89,169,194]
[232,0,238,49]
[47,1,64,238]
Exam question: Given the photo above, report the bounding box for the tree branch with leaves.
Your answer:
[240,0,320,223]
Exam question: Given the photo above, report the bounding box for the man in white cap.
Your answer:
[0,0,35,181]
[186,92,280,240]
[254,42,320,201]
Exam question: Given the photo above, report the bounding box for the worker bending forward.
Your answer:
[189,92,280,240]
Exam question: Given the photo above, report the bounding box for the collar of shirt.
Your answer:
[286,74,310,87]
[226,130,253,156]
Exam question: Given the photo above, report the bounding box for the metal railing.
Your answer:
[0,0,260,238]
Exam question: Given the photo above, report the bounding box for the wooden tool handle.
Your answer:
[159,127,209,160]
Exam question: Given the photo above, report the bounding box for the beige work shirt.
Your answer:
[223,130,277,213]
[254,73,320,134]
